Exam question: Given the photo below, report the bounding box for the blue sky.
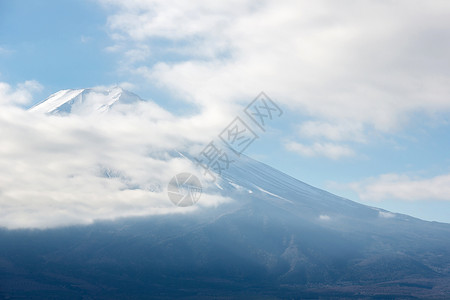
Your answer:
[1,0,450,223]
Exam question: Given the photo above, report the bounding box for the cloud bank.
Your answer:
[0,84,230,229]
[0,80,42,106]
[100,0,450,158]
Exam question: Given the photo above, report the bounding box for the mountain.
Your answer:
[2,89,450,298]
[29,87,141,114]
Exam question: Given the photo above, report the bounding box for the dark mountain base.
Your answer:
[1,212,450,299]
[2,271,450,299]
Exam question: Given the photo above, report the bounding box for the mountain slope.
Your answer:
[1,153,450,298]
[2,89,450,298]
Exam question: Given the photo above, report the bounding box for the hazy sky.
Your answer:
[1,0,450,226]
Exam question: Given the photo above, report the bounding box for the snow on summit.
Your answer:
[29,87,141,115]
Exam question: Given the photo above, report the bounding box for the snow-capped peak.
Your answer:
[29,86,141,115]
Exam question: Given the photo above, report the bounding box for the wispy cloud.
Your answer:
[378,211,396,218]
[349,173,450,202]
[298,121,366,143]
[285,141,354,160]
[0,46,12,55]
[80,35,92,43]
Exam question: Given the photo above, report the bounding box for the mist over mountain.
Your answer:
[1,88,449,299]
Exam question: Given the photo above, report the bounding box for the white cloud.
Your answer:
[298,121,366,143]
[319,214,331,221]
[285,141,354,160]
[350,173,450,202]
[99,0,450,138]
[378,211,396,218]
[124,44,150,63]
[0,91,231,229]
[0,80,43,106]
